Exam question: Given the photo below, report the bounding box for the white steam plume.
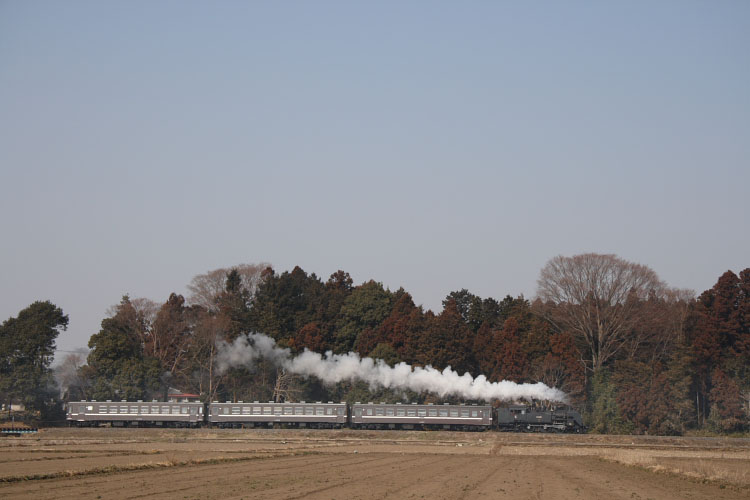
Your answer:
[217,333,567,403]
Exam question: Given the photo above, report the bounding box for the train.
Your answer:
[66,400,585,433]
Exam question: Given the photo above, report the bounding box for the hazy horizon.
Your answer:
[1,1,748,355]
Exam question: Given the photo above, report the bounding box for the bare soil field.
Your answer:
[1,429,749,499]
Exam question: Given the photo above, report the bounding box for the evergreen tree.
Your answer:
[218,269,252,341]
[355,291,422,362]
[0,301,68,414]
[587,369,632,434]
[336,280,393,353]
[249,266,326,344]
[86,296,161,400]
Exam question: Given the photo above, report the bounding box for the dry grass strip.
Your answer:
[600,453,750,491]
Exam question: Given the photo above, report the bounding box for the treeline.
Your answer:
[2,254,748,434]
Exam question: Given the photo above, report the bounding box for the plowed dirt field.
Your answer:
[1,429,748,499]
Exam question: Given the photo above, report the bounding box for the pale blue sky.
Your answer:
[1,1,748,354]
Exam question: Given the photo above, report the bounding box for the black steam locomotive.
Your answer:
[497,404,585,433]
[67,400,584,433]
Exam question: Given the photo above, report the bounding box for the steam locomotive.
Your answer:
[67,400,584,433]
[496,404,585,433]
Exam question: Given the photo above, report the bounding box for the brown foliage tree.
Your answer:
[472,321,497,377]
[537,331,585,402]
[419,299,474,374]
[146,294,196,378]
[291,322,326,352]
[708,368,745,432]
[613,361,683,434]
[688,269,750,425]
[492,318,528,382]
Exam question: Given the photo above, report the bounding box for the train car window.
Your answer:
[429,410,437,417]
[461,410,470,417]
[121,406,128,413]
[397,409,405,416]
[386,408,394,416]
[337,408,344,416]
[355,408,362,416]
[418,409,426,417]
[284,407,293,415]
[129,406,137,413]
[295,407,303,415]
[141,406,149,413]
[263,407,272,414]
[316,407,324,415]
[471,411,478,417]
[305,407,314,415]
[450,410,458,417]
[274,406,282,414]
[326,407,333,415]
[407,410,416,417]
[223,408,229,415]
[439,410,448,417]
[181,407,189,414]
[366,408,373,416]
[375,408,384,416]
[100,407,107,413]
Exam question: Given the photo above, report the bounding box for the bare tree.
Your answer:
[187,263,270,311]
[535,253,667,373]
[272,368,301,402]
[54,350,89,400]
[625,287,694,363]
[188,313,227,402]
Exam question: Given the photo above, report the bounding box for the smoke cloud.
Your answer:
[217,333,567,403]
